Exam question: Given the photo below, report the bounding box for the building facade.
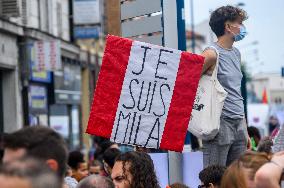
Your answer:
[247,73,284,104]
[0,18,23,133]
[0,0,99,149]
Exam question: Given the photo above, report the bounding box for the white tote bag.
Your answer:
[188,46,228,140]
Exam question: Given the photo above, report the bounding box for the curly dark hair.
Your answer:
[209,5,248,37]
[199,165,226,186]
[115,151,160,188]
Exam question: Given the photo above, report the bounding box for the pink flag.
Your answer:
[86,35,204,152]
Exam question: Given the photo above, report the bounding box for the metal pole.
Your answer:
[163,0,183,184]
[190,0,195,53]
[177,0,186,51]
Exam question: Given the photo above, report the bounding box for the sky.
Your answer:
[184,0,284,75]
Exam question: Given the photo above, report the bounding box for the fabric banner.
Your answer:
[87,35,204,152]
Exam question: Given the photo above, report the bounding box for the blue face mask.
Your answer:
[234,25,247,42]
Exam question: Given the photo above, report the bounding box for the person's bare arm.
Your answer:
[255,152,284,188]
[200,49,217,75]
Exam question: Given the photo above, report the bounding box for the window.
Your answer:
[57,2,63,38]
[38,0,49,32]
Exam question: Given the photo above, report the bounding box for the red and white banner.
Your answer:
[87,35,204,152]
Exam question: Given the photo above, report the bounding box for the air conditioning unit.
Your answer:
[0,0,20,18]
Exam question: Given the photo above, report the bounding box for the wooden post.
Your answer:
[81,65,91,151]
[104,0,121,36]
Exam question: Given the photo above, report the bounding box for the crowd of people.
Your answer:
[0,4,283,188]
[0,124,283,188]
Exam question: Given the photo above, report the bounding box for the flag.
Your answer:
[86,35,204,152]
[262,88,268,104]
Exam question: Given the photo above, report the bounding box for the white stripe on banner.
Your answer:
[111,41,181,148]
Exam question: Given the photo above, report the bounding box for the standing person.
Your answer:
[89,160,105,176]
[221,151,271,188]
[68,150,89,182]
[0,157,61,188]
[201,5,250,167]
[2,126,68,183]
[102,148,121,176]
[64,165,78,188]
[111,151,160,188]
[247,126,261,151]
[77,175,114,188]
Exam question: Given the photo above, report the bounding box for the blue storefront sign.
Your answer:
[30,71,52,83]
[74,26,100,39]
[28,84,48,114]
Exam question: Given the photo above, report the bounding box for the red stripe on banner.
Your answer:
[160,52,204,152]
[86,35,133,138]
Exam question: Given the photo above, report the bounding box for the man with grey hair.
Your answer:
[76,175,114,188]
[0,157,61,188]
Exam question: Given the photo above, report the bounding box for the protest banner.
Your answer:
[86,35,204,152]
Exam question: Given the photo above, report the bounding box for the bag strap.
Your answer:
[208,46,220,80]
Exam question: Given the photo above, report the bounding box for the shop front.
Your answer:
[21,31,83,149]
[50,60,82,149]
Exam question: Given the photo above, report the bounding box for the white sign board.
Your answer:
[183,152,203,188]
[248,104,269,136]
[150,152,203,188]
[50,116,69,138]
[149,153,169,188]
[32,40,61,71]
[73,0,100,24]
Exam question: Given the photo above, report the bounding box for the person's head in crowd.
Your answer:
[257,137,273,154]
[111,151,160,188]
[94,140,119,161]
[68,150,89,182]
[220,160,247,188]
[209,5,248,41]
[198,165,226,188]
[77,175,114,188]
[93,137,108,149]
[64,164,78,188]
[103,148,121,175]
[268,116,280,133]
[247,126,261,149]
[101,141,119,151]
[3,126,68,180]
[169,182,189,188]
[221,151,271,188]
[0,157,61,188]
[89,160,105,176]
